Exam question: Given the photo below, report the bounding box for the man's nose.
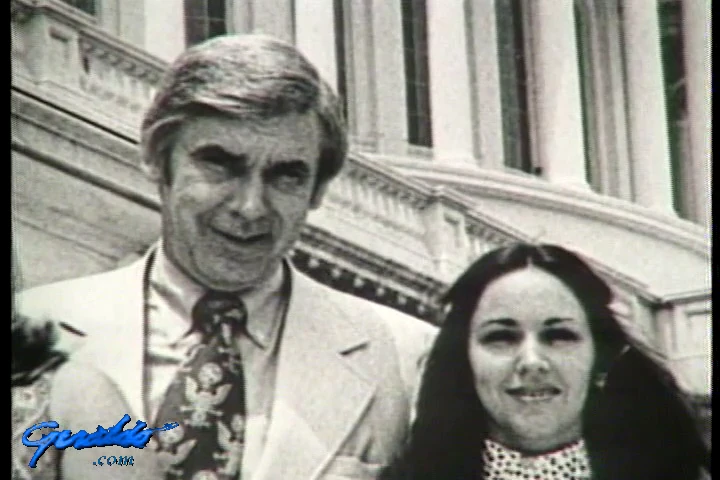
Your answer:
[515,338,550,377]
[227,176,268,220]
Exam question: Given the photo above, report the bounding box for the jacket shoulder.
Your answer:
[294,270,438,402]
[297,270,437,346]
[16,266,130,317]
[13,261,146,359]
[14,261,144,332]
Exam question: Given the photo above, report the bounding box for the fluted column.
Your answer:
[249,0,294,43]
[621,0,675,213]
[528,0,588,188]
[682,0,711,227]
[229,0,252,33]
[370,0,407,154]
[346,0,378,144]
[467,0,505,169]
[142,0,185,62]
[294,0,338,91]
[427,0,474,164]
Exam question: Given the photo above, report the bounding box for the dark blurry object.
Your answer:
[11,315,69,387]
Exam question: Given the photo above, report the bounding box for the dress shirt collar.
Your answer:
[150,241,286,348]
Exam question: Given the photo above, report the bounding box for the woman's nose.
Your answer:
[515,339,550,377]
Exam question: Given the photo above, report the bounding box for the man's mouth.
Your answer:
[211,228,272,246]
[506,386,562,402]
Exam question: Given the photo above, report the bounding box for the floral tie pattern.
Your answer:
[153,291,248,480]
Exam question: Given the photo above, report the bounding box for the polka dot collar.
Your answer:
[482,438,591,479]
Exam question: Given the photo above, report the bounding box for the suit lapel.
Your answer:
[73,247,154,422]
[253,265,376,480]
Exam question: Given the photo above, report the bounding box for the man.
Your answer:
[12,34,436,480]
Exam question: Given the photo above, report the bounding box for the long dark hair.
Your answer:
[382,243,709,480]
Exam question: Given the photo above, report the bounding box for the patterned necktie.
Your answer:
[154,291,248,480]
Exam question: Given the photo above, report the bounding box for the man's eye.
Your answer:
[202,153,233,168]
[542,328,581,344]
[269,170,309,191]
[481,330,521,345]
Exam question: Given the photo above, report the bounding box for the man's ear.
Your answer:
[141,157,163,183]
[309,180,330,209]
[140,119,180,184]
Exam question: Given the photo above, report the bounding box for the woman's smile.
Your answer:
[506,385,562,403]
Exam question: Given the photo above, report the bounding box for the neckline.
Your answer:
[484,437,587,459]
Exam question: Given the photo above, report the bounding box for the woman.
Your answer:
[383,243,710,480]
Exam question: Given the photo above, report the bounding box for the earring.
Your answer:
[594,372,607,390]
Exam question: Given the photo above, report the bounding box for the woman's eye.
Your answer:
[543,328,581,344]
[481,330,521,345]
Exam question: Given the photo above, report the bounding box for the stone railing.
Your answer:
[652,290,712,396]
[314,152,542,285]
[11,0,166,138]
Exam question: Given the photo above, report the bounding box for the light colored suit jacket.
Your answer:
[12,248,437,480]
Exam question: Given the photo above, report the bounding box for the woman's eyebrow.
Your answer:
[544,317,576,327]
[478,318,517,328]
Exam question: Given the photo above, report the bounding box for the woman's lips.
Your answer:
[506,386,562,402]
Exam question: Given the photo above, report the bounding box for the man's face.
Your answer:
[158,112,325,292]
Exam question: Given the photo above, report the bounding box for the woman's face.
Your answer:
[468,267,595,452]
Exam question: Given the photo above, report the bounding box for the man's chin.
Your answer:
[200,261,278,292]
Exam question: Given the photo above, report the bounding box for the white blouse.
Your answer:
[482,438,591,479]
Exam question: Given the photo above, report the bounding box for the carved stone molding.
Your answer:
[12,89,141,168]
[388,158,708,257]
[78,36,164,83]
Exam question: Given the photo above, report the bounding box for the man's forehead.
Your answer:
[179,113,318,137]
[175,114,322,162]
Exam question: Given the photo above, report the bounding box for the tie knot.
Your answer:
[192,291,248,338]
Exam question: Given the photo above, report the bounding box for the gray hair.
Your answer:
[140,34,348,189]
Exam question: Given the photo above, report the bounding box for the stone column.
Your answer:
[250,0,294,44]
[467,0,505,169]
[621,0,675,213]
[142,0,185,63]
[228,0,252,33]
[370,0,408,154]
[597,0,634,200]
[346,0,378,144]
[426,0,474,165]
[681,0,711,227]
[528,0,588,188]
[294,0,338,91]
